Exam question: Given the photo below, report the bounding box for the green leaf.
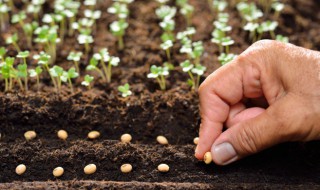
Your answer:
[67,67,79,78]
[17,51,30,58]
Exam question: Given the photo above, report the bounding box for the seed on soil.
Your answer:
[15,164,26,175]
[193,137,199,145]
[204,152,212,164]
[158,164,170,173]
[53,167,64,177]
[88,131,100,139]
[24,131,36,141]
[57,130,68,140]
[84,164,97,174]
[121,134,132,143]
[120,164,133,173]
[156,135,169,145]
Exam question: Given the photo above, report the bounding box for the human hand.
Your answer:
[195,40,320,165]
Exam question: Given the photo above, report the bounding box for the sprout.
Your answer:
[218,53,237,65]
[212,0,228,13]
[11,11,26,25]
[107,2,129,19]
[237,2,263,23]
[22,21,39,48]
[191,41,204,66]
[34,25,60,64]
[77,34,94,55]
[49,65,64,92]
[28,66,43,91]
[0,47,6,61]
[177,27,196,40]
[1,57,18,91]
[81,74,94,89]
[72,18,94,35]
[211,29,234,53]
[93,48,120,83]
[110,20,128,50]
[17,51,30,91]
[156,0,169,5]
[276,34,289,43]
[180,60,206,90]
[160,40,173,63]
[33,51,58,89]
[5,33,20,52]
[180,3,194,26]
[257,20,278,40]
[86,57,106,81]
[272,2,284,18]
[67,51,83,73]
[155,5,176,21]
[61,67,79,93]
[0,3,10,31]
[84,9,101,31]
[147,65,169,91]
[243,22,259,42]
[118,83,132,97]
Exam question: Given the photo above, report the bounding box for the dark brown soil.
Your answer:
[0,0,320,189]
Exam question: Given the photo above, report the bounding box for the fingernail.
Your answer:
[195,145,199,154]
[212,142,238,165]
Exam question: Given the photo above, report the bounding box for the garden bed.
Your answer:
[0,0,320,189]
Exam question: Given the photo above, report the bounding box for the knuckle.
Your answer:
[236,125,260,155]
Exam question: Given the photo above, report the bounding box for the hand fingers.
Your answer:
[211,94,320,165]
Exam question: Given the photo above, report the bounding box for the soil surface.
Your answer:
[0,0,320,189]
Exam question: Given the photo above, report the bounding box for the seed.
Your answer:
[193,137,199,145]
[204,152,212,164]
[15,164,26,175]
[158,163,170,173]
[84,164,97,174]
[156,135,168,145]
[121,134,132,143]
[57,130,68,140]
[120,164,132,173]
[24,131,36,141]
[88,131,100,139]
[53,167,64,177]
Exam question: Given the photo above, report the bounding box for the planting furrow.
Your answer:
[1,140,319,184]
[1,180,320,190]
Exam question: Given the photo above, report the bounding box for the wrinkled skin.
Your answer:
[195,40,320,165]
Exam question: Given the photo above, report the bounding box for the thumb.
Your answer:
[210,95,312,165]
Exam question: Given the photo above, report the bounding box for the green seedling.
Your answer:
[6,33,20,52]
[33,51,56,88]
[94,48,120,83]
[180,60,206,90]
[81,74,94,89]
[180,3,194,26]
[156,5,176,21]
[191,41,204,66]
[61,67,79,93]
[218,53,237,65]
[22,21,39,48]
[237,2,263,23]
[118,83,132,97]
[49,65,65,93]
[67,51,83,73]
[156,0,169,5]
[212,0,228,14]
[272,2,284,18]
[28,66,43,91]
[257,20,278,40]
[0,47,6,61]
[84,9,101,32]
[243,22,259,42]
[77,34,94,55]
[160,40,173,63]
[86,57,106,81]
[110,20,128,50]
[0,3,10,31]
[16,51,30,91]
[107,2,129,19]
[27,0,45,21]
[72,18,94,35]
[34,25,60,64]
[276,34,289,43]
[147,65,169,91]
[211,29,234,53]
